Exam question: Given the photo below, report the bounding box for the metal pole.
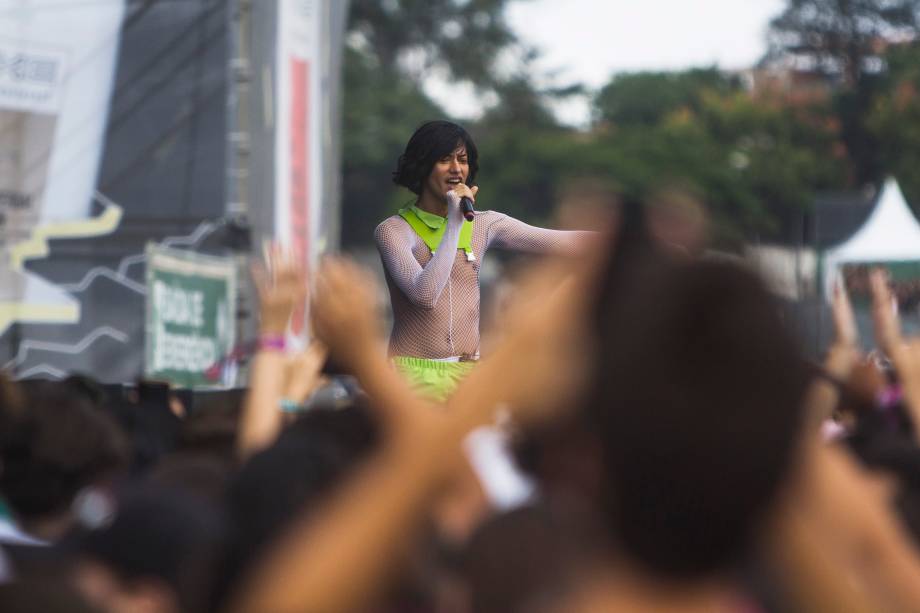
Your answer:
[227,0,254,386]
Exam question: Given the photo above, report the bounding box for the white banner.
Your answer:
[274,0,323,264]
[0,0,125,334]
[0,38,67,114]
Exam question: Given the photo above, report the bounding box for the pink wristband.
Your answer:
[258,335,286,352]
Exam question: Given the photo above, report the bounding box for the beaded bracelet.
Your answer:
[258,335,286,352]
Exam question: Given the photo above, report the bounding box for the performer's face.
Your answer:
[424,145,469,198]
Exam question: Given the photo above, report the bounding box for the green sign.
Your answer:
[145,244,236,388]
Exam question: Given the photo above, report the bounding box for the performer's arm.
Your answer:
[375,193,464,309]
[484,212,592,256]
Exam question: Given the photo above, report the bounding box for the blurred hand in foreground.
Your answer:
[870,268,920,439]
[282,342,328,405]
[825,276,862,380]
[252,243,308,335]
[312,257,384,370]
[454,245,606,429]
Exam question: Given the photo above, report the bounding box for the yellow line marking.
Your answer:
[9,204,123,269]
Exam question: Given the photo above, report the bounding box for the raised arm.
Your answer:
[806,276,863,427]
[228,253,591,613]
[870,269,920,444]
[773,441,920,613]
[374,192,464,309]
[228,258,460,613]
[237,245,307,460]
[483,211,593,256]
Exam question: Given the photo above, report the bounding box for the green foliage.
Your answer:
[471,124,577,224]
[340,47,445,246]
[339,0,920,250]
[768,0,918,87]
[767,0,920,184]
[587,72,847,242]
[347,0,519,87]
[868,42,920,207]
[594,69,739,127]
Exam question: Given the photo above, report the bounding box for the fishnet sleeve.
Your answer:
[483,211,592,255]
[375,207,463,310]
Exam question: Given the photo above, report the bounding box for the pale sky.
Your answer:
[425,0,787,127]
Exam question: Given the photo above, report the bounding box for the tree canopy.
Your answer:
[768,0,918,87]
[340,0,920,249]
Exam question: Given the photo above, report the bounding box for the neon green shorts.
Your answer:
[393,356,477,402]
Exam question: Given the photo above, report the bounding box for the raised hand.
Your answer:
[833,275,859,347]
[825,275,861,380]
[311,257,384,369]
[282,342,328,406]
[449,252,599,430]
[252,243,307,335]
[869,268,920,439]
[870,268,901,358]
[239,244,308,459]
[449,184,478,203]
[445,186,478,224]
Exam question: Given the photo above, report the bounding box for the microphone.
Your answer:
[460,196,475,222]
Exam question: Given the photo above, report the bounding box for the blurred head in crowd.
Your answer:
[511,411,605,514]
[463,505,589,613]
[103,381,182,476]
[0,579,104,613]
[588,243,810,580]
[61,374,110,411]
[553,177,709,250]
[393,120,479,196]
[72,485,222,613]
[146,398,243,506]
[553,176,622,232]
[215,402,379,608]
[0,381,128,541]
[646,183,709,256]
[177,391,243,460]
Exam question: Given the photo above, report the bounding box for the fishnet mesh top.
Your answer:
[375,201,588,359]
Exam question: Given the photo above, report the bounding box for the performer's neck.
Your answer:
[416,192,447,217]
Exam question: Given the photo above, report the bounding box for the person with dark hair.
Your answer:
[0,382,128,545]
[214,402,380,611]
[0,580,105,613]
[376,120,591,400]
[462,504,594,613]
[72,485,223,613]
[592,258,811,574]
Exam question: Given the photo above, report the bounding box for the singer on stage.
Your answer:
[375,120,588,400]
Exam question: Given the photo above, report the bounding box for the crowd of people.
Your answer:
[6,127,920,612]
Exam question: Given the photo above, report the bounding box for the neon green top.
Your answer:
[398,203,475,260]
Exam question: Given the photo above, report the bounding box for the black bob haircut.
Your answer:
[392,120,479,195]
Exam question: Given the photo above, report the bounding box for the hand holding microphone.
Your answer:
[460,197,475,221]
[450,184,479,222]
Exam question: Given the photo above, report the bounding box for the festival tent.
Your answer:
[822,178,920,298]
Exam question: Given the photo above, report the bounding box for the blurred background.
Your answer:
[3,0,920,383]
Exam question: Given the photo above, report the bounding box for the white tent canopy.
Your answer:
[823,178,920,298]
